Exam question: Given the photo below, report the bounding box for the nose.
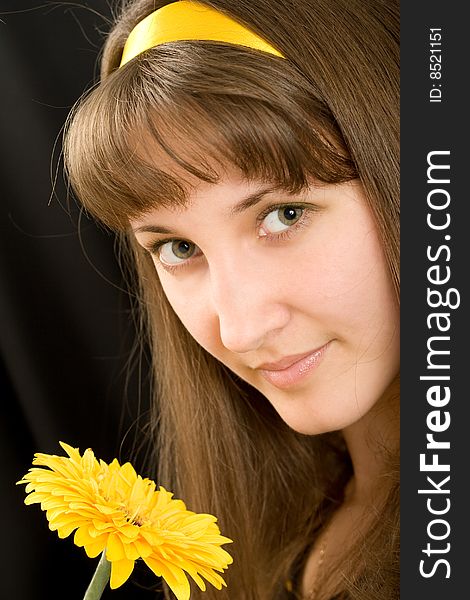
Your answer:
[209,258,291,354]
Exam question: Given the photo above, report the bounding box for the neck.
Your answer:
[341,374,400,505]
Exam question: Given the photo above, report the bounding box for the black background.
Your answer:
[0,1,159,598]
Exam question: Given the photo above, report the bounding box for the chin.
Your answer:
[268,388,374,436]
[288,422,329,436]
[271,403,344,436]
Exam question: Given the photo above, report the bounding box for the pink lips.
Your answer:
[257,343,329,389]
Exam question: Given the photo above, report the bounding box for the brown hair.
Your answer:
[64,1,399,598]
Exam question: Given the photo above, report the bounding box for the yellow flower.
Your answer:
[17,442,233,600]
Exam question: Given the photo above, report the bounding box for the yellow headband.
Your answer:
[120,0,284,67]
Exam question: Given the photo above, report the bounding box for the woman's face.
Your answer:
[131,171,400,435]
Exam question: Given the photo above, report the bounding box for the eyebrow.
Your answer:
[132,183,291,235]
[132,224,174,235]
[228,184,286,215]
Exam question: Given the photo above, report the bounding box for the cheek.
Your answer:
[330,240,399,376]
[298,233,381,307]
[294,223,398,350]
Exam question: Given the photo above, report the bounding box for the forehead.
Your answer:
[129,129,314,220]
[128,171,283,229]
[131,129,252,206]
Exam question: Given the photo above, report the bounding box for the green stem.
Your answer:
[83,551,111,600]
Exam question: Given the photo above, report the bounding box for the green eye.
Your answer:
[159,240,198,265]
[262,206,303,233]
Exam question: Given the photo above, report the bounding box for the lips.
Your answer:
[256,343,330,389]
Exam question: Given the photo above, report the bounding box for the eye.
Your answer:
[259,206,304,236]
[159,240,200,266]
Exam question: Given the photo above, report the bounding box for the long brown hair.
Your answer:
[64,1,400,598]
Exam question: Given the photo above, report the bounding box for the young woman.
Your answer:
[64,1,400,598]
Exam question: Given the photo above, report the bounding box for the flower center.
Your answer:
[124,503,148,527]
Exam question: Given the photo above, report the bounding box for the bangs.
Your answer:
[64,42,357,231]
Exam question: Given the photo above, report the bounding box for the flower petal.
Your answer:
[109,558,135,589]
[159,561,191,600]
[84,539,107,558]
[106,533,126,561]
[133,538,153,558]
[143,556,191,600]
[123,541,141,561]
[74,527,98,548]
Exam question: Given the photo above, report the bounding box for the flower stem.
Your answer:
[83,551,111,600]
